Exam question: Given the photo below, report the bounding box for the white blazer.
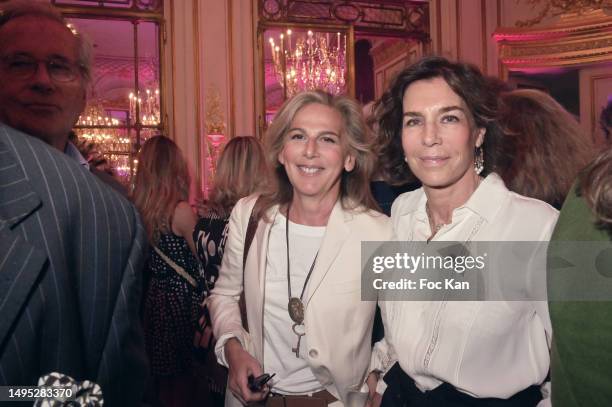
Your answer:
[208,195,393,406]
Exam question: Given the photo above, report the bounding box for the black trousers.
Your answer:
[381,363,542,407]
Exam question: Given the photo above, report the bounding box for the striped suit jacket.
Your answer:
[0,124,149,406]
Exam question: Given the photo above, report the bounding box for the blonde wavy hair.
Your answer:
[257,90,378,218]
[131,135,191,243]
[207,136,268,215]
[581,148,612,228]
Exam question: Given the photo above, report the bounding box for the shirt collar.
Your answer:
[408,172,507,224]
[64,141,90,170]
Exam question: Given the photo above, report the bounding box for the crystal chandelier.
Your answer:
[269,29,347,97]
[129,88,160,126]
[74,102,132,182]
[76,104,127,150]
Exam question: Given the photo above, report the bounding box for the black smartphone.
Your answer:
[247,373,276,392]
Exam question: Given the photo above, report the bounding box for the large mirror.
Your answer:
[255,0,430,137]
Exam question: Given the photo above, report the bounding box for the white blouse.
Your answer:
[373,173,558,402]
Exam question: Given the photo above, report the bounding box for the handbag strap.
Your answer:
[240,199,259,332]
[153,245,197,288]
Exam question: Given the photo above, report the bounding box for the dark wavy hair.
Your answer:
[373,56,503,185]
[499,89,593,207]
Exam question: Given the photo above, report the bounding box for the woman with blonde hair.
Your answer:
[194,136,268,291]
[208,90,392,407]
[132,135,200,407]
[498,89,594,208]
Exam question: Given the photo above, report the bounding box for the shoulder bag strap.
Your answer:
[238,201,258,332]
[239,199,259,332]
[153,245,197,288]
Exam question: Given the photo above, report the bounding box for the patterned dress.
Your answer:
[193,207,231,294]
[144,232,201,376]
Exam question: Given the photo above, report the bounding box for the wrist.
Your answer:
[224,337,243,360]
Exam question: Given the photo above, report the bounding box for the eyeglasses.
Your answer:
[0,54,84,83]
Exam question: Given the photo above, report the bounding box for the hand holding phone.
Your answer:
[247,373,276,392]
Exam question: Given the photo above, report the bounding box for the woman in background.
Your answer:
[194,136,268,292]
[132,135,200,407]
[498,89,593,208]
[548,101,612,407]
[193,136,267,405]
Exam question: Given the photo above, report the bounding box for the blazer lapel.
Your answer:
[0,134,47,347]
[304,200,350,306]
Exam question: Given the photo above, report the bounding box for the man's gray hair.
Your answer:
[0,0,93,83]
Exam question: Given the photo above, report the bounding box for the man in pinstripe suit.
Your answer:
[0,3,149,403]
[0,0,126,196]
[0,124,149,404]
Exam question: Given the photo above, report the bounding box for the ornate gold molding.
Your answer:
[258,0,429,40]
[514,0,611,27]
[494,8,612,68]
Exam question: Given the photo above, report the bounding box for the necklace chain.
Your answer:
[285,204,318,319]
[425,202,449,233]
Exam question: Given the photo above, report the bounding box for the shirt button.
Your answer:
[309,349,318,358]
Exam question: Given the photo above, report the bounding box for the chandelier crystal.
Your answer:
[129,88,160,126]
[269,29,347,97]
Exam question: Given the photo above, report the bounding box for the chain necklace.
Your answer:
[425,202,450,234]
[285,203,318,357]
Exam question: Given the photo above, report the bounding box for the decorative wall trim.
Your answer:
[456,0,461,59]
[590,73,612,139]
[371,39,412,67]
[193,0,202,191]
[258,0,429,40]
[436,0,442,54]
[481,0,487,70]
[228,0,235,138]
[494,9,612,69]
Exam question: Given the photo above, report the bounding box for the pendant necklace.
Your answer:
[286,203,318,357]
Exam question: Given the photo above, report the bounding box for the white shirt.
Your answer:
[375,173,558,401]
[263,213,325,394]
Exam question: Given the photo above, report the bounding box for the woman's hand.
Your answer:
[225,337,269,404]
[365,371,382,407]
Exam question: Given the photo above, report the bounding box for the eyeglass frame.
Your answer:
[0,53,86,83]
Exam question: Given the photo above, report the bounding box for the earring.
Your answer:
[474,146,484,175]
[404,156,408,163]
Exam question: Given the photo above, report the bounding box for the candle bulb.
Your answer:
[337,32,340,52]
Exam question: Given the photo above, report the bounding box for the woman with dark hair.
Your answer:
[208,90,392,407]
[368,57,558,407]
[132,135,201,407]
[498,89,594,208]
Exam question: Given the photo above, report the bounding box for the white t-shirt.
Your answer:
[263,213,326,394]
